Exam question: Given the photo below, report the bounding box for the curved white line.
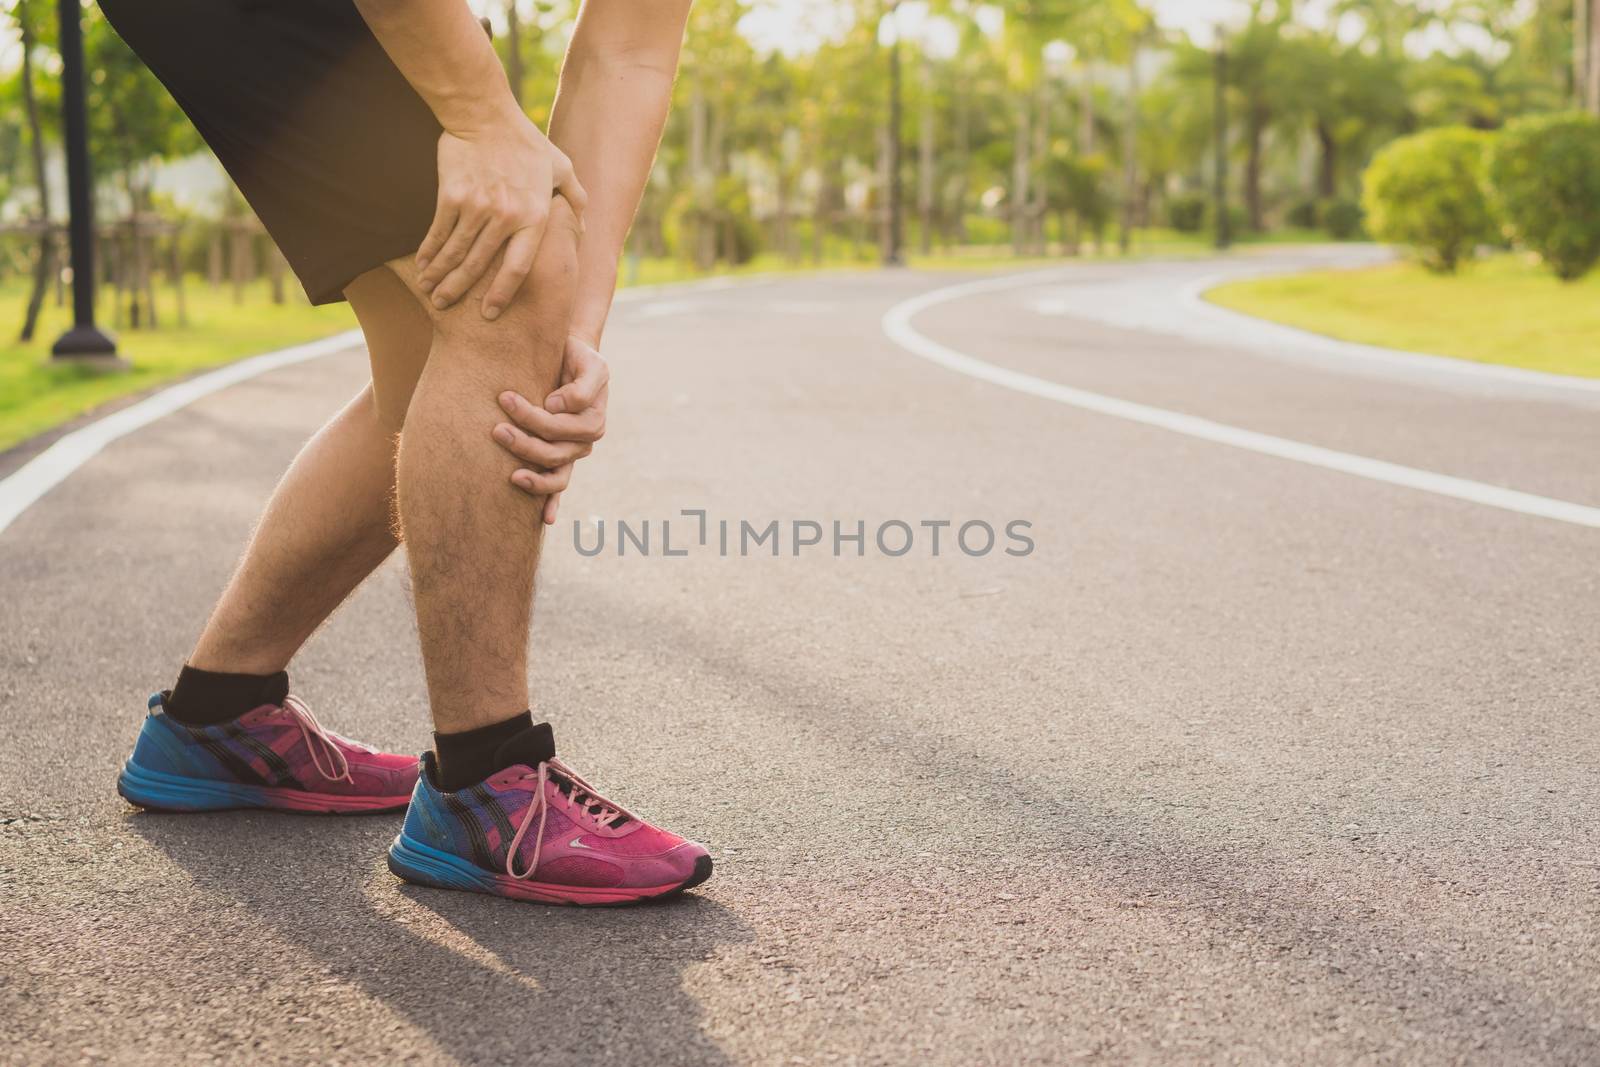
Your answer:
[0,329,364,537]
[882,271,1600,530]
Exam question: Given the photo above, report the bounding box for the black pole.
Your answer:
[883,2,905,267]
[1212,39,1231,252]
[52,0,118,360]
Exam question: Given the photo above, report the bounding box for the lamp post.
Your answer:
[52,0,119,361]
[883,0,905,267]
[1212,33,1231,251]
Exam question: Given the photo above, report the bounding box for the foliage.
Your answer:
[1286,199,1320,229]
[1362,127,1496,273]
[1487,112,1600,281]
[663,175,760,266]
[0,0,1594,281]
[83,10,198,185]
[1323,198,1364,240]
[1167,194,1206,234]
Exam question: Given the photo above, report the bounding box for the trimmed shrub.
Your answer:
[1286,198,1320,229]
[1323,198,1364,240]
[1167,194,1206,233]
[1362,127,1496,273]
[1208,202,1248,239]
[1488,112,1600,281]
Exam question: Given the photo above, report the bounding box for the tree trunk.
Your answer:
[918,58,935,256]
[1245,112,1267,232]
[1011,97,1030,255]
[1589,0,1600,115]
[18,5,54,343]
[268,242,286,304]
[1576,0,1589,108]
[1315,120,1338,199]
[689,88,715,270]
[953,84,970,244]
[1118,43,1141,255]
[170,227,188,327]
[1079,67,1096,155]
[1031,80,1049,253]
[208,229,224,288]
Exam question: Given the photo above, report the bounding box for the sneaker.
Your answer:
[117,692,420,813]
[387,740,713,906]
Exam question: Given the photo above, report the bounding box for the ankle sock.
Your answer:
[434,712,556,792]
[166,665,289,725]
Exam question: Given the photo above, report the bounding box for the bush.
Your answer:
[1286,199,1320,229]
[1487,112,1600,281]
[1167,194,1206,234]
[1323,199,1364,240]
[1207,202,1248,239]
[1362,127,1496,273]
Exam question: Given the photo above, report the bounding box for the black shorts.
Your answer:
[97,0,440,304]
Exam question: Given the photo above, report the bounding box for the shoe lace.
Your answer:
[504,758,632,880]
[281,695,353,785]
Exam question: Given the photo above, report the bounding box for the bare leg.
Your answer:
[391,197,581,734]
[186,268,431,674]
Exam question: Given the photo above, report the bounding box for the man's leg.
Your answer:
[390,197,582,738]
[383,206,715,896]
[183,269,431,680]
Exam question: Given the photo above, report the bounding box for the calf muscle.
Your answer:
[391,198,582,733]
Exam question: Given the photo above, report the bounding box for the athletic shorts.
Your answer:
[97,0,441,305]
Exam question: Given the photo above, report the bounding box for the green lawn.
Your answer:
[1,278,354,452]
[1206,254,1600,379]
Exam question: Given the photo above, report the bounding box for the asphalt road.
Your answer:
[3,248,1598,1065]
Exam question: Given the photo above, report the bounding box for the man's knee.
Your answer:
[428,197,581,348]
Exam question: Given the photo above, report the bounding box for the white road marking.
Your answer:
[0,274,773,540]
[883,270,1600,530]
[0,330,363,537]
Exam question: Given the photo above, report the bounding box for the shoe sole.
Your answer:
[117,760,411,814]
[387,832,714,907]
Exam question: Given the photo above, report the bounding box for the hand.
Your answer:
[491,335,610,525]
[416,118,587,320]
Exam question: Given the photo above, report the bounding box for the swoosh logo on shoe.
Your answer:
[568,835,597,851]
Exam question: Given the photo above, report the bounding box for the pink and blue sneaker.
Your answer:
[388,726,713,906]
[117,692,419,813]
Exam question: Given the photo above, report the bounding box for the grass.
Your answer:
[1,277,354,452]
[1206,253,1600,379]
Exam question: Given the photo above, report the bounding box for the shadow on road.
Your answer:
[130,811,746,1065]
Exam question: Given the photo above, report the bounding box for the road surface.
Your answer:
[3,248,1598,1065]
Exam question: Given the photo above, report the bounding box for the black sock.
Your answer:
[433,713,556,792]
[166,665,290,725]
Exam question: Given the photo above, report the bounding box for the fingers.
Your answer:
[417,199,488,298]
[414,195,459,276]
[481,225,543,321]
[511,463,572,497]
[542,492,561,526]
[430,216,512,310]
[544,337,609,414]
[498,389,605,444]
[553,154,589,220]
[492,420,593,468]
